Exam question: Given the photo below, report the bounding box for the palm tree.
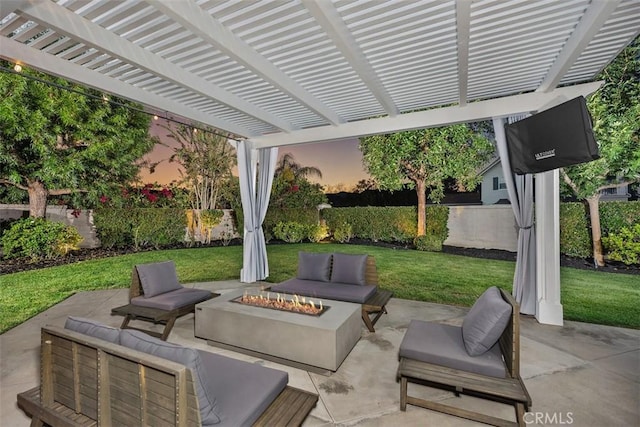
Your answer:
[275,153,322,182]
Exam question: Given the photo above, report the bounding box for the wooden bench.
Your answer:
[18,326,318,427]
[397,288,532,427]
[111,261,215,340]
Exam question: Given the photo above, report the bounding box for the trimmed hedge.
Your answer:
[559,202,592,258]
[600,201,640,236]
[93,208,186,249]
[322,206,449,245]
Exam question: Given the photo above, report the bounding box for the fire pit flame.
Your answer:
[236,291,327,316]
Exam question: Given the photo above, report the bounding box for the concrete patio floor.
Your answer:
[1,280,638,426]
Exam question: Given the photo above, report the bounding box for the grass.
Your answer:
[1,243,638,333]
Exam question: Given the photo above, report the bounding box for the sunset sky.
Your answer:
[139,119,370,188]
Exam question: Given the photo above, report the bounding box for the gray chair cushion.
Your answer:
[197,350,288,427]
[399,320,506,378]
[120,330,220,425]
[131,287,212,310]
[64,316,120,343]
[271,278,376,303]
[330,253,368,285]
[297,252,332,282]
[136,261,182,298]
[462,286,512,356]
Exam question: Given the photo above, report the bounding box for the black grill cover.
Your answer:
[505,96,599,174]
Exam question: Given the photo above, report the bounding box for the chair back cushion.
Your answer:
[136,261,182,298]
[330,253,368,285]
[64,316,120,344]
[120,330,221,425]
[462,286,512,356]
[297,252,332,282]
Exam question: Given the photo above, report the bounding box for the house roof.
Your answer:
[1,0,638,148]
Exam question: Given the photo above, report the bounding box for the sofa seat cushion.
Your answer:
[271,278,377,303]
[399,320,506,378]
[64,316,120,344]
[198,350,288,427]
[131,287,212,310]
[120,330,221,425]
[136,260,183,298]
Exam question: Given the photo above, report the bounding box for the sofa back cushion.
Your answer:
[64,316,120,344]
[330,253,368,285]
[462,286,512,356]
[120,330,221,425]
[136,261,182,298]
[297,252,332,282]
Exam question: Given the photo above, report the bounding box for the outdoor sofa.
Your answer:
[397,286,532,426]
[17,317,317,426]
[269,252,392,332]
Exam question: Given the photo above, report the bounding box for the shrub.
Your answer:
[600,201,640,236]
[333,222,353,243]
[425,205,449,243]
[273,221,307,243]
[264,208,317,239]
[1,218,82,260]
[559,203,591,258]
[323,207,416,242]
[602,224,640,265]
[307,223,328,243]
[414,235,442,252]
[93,208,186,249]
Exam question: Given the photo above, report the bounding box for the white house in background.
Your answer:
[479,158,630,205]
[480,157,509,205]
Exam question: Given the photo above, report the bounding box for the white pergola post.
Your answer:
[535,170,563,325]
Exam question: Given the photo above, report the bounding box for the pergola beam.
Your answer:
[148,0,344,126]
[251,81,603,148]
[17,0,291,134]
[303,0,399,117]
[537,0,620,92]
[456,0,472,106]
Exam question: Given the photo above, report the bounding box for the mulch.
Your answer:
[1,239,637,276]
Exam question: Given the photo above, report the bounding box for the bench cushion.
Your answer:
[297,252,332,282]
[198,350,288,427]
[130,287,212,310]
[120,330,221,425]
[271,278,377,303]
[331,253,367,285]
[399,320,506,378]
[462,286,512,356]
[64,316,120,344]
[136,260,182,298]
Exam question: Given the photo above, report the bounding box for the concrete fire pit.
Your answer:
[195,289,361,372]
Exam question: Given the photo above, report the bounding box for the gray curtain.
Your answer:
[493,116,536,315]
[237,141,278,283]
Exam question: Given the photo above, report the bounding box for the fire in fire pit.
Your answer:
[233,291,328,316]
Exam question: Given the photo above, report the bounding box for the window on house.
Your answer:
[493,177,499,190]
[500,183,507,189]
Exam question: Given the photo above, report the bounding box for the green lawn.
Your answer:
[1,243,638,333]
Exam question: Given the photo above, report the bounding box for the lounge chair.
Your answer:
[397,286,532,426]
[111,260,215,340]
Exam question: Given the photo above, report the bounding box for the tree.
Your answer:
[354,179,377,193]
[154,123,236,242]
[275,152,322,182]
[0,63,154,217]
[360,125,493,235]
[561,38,640,266]
[271,153,326,209]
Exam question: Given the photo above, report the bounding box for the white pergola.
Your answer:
[2,0,639,325]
